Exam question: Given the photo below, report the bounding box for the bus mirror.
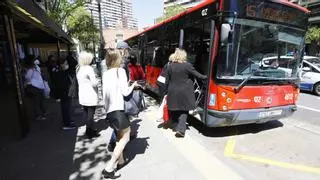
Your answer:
[221,24,231,43]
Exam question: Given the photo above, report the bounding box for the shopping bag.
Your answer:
[163,96,169,123]
[124,89,143,116]
[43,81,51,99]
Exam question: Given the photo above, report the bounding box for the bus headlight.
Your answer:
[221,92,227,97]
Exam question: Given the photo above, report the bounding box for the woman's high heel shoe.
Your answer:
[102,169,121,179]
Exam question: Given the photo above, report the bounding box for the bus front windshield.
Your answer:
[217,18,306,83]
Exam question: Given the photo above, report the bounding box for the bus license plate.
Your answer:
[259,110,283,118]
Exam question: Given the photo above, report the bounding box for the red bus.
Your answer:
[126,0,310,127]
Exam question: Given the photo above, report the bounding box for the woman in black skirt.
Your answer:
[102,49,140,179]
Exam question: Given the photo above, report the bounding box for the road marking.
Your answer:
[297,105,320,113]
[225,139,320,174]
[147,111,244,180]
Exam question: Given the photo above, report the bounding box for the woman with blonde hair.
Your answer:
[76,51,100,139]
[166,48,207,137]
[102,49,140,178]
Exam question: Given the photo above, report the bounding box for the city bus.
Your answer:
[125,0,310,127]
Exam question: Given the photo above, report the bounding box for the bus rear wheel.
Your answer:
[314,83,320,96]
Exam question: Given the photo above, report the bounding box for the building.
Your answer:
[85,0,138,30]
[164,0,204,11]
[103,25,139,48]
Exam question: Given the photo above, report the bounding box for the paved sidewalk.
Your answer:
[0,95,242,180]
[69,96,207,180]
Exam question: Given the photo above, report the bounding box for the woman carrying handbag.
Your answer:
[102,49,140,179]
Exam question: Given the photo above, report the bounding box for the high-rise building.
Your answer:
[85,0,138,29]
[164,0,204,11]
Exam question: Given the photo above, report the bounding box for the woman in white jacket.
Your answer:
[76,52,100,139]
[102,49,139,179]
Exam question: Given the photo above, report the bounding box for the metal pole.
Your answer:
[98,1,104,48]
[97,0,104,77]
[90,9,96,58]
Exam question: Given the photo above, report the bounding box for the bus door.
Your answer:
[183,20,215,123]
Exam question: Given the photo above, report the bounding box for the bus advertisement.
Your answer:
[126,0,310,127]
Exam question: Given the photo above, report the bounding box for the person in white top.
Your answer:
[24,55,47,121]
[102,49,140,179]
[76,52,100,139]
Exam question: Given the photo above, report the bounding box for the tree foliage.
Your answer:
[306,26,320,43]
[156,4,186,23]
[67,7,99,52]
[45,0,89,26]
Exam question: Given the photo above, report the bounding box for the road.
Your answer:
[152,92,320,180]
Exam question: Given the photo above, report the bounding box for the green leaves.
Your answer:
[156,4,186,23]
[66,7,99,52]
[44,0,98,52]
[46,0,89,26]
[306,26,320,43]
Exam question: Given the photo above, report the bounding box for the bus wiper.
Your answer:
[234,70,258,93]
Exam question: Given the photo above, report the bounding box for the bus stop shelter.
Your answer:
[0,0,73,143]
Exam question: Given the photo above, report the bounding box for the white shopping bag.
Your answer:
[157,95,167,121]
[43,81,51,99]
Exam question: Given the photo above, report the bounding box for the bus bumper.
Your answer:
[205,105,297,127]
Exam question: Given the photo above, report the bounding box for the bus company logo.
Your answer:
[254,96,262,103]
[236,99,251,103]
[266,97,273,104]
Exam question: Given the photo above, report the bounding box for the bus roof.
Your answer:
[126,0,310,41]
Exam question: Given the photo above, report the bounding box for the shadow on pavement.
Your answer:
[122,119,149,169]
[0,99,78,180]
[187,116,284,137]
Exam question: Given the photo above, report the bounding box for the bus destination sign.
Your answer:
[246,4,297,24]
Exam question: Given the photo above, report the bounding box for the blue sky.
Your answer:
[132,0,163,30]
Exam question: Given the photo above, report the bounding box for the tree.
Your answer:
[306,26,320,43]
[155,4,186,23]
[67,7,99,52]
[45,0,89,26]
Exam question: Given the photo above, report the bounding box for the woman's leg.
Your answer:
[105,127,131,172]
[175,111,188,135]
[86,106,96,130]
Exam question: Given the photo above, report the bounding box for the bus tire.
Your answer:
[313,82,320,96]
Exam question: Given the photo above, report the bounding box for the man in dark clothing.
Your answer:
[52,58,77,130]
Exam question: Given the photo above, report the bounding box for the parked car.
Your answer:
[260,55,320,95]
[300,56,320,96]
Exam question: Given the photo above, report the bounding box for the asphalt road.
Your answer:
[183,92,320,180]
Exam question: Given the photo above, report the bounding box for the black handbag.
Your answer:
[117,69,143,116]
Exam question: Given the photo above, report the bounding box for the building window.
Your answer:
[116,33,124,43]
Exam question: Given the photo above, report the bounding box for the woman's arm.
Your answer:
[119,68,135,97]
[187,63,207,80]
[88,67,98,87]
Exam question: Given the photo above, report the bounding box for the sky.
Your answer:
[132,0,163,30]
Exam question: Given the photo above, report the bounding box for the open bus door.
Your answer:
[183,20,216,125]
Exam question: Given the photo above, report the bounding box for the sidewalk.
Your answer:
[0,95,242,180]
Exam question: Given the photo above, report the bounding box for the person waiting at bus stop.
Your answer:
[166,48,207,138]
[127,55,145,81]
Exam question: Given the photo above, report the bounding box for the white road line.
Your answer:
[297,105,320,113]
